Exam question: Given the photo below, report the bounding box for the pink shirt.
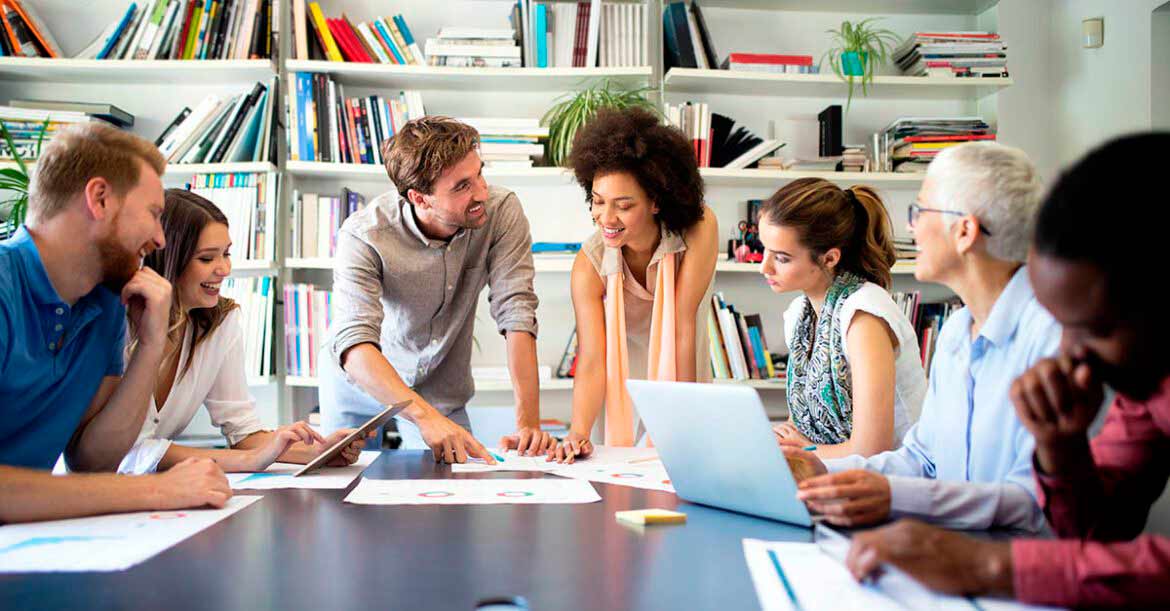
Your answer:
[1012,377,1170,608]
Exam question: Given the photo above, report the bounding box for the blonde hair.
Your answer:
[380,116,480,198]
[28,122,166,222]
[760,178,897,289]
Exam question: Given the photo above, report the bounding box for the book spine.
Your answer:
[307,1,342,61]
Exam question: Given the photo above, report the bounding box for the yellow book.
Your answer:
[763,349,775,379]
[308,2,343,62]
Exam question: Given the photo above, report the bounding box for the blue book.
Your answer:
[98,3,138,60]
[297,73,316,161]
[394,14,417,47]
[231,90,266,162]
[373,19,405,64]
[747,327,767,372]
[532,242,581,253]
[535,4,548,68]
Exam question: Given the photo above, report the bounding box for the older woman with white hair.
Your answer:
[781,142,1063,532]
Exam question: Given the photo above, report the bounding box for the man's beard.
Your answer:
[97,232,141,292]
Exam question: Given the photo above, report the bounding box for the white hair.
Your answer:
[925,141,1043,262]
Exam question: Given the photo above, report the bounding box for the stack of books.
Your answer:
[291,2,423,64]
[284,282,331,378]
[708,293,783,382]
[188,171,277,263]
[427,27,519,68]
[665,102,785,169]
[877,117,995,173]
[893,292,962,374]
[0,106,97,161]
[893,238,917,265]
[6,100,133,128]
[288,72,425,164]
[662,0,718,70]
[0,0,61,58]
[221,276,276,379]
[155,77,280,165]
[719,53,818,74]
[289,187,367,259]
[460,117,546,168]
[893,32,1009,78]
[841,145,867,172]
[76,0,277,61]
[596,2,647,68]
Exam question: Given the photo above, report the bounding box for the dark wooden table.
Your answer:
[0,450,812,611]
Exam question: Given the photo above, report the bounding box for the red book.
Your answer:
[726,53,813,65]
[903,134,997,143]
[327,18,370,62]
[174,0,199,58]
[913,32,1000,39]
[573,1,590,67]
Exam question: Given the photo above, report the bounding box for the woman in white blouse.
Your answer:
[119,189,367,474]
[758,178,927,459]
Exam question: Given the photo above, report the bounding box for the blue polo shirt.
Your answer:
[0,227,126,469]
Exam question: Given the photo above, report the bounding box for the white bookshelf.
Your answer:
[287,256,917,277]
[664,68,1012,99]
[688,0,997,15]
[699,167,924,188]
[165,161,279,178]
[286,160,575,185]
[285,375,786,393]
[230,260,279,274]
[0,58,275,84]
[285,60,653,91]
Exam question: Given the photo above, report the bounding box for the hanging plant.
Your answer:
[0,118,49,239]
[541,80,657,167]
[820,18,901,110]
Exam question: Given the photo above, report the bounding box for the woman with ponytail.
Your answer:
[759,178,926,458]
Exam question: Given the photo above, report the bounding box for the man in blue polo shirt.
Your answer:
[0,123,231,523]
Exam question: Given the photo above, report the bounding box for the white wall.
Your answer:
[1152,2,1170,129]
[1046,0,1166,168]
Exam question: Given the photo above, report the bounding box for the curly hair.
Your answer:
[567,107,704,234]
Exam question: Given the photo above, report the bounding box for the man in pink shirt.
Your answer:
[843,132,1170,608]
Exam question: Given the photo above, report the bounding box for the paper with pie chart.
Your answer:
[449,449,561,473]
[548,446,677,494]
[342,478,602,505]
[0,496,261,573]
[226,451,380,490]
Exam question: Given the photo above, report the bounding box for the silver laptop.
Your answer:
[627,380,812,527]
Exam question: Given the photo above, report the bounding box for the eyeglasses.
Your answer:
[908,203,992,236]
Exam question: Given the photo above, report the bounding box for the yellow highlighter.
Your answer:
[615,509,687,526]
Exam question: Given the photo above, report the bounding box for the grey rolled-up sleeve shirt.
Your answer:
[328,185,538,414]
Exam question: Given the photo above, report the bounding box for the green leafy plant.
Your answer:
[541,80,657,167]
[0,118,50,239]
[820,18,901,110]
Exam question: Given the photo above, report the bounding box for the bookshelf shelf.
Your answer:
[247,376,275,387]
[165,162,278,178]
[286,161,575,186]
[286,376,320,388]
[685,0,997,14]
[0,58,275,84]
[285,256,916,276]
[663,68,1012,99]
[231,260,278,274]
[283,374,786,392]
[285,61,654,91]
[699,168,925,188]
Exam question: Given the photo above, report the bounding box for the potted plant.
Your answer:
[542,80,657,167]
[0,118,49,239]
[820,18,901,110]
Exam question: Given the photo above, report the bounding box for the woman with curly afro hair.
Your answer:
[550,106,719,463]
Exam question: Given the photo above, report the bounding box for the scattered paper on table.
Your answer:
[343,478,602,505]
[226,450,380,490]
[549,446,675,493]
[742,539,1063,611]
[450,448,560,473]
[0,496,261,573]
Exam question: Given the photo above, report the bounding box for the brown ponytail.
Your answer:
[759,178,896,289]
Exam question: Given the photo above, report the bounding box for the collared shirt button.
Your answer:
[55,307,64,315]
[48,342,55,350]
[447,285,453,291]
[54,323,63,331]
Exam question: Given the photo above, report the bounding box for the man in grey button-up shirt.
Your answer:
[319,117,552,463]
